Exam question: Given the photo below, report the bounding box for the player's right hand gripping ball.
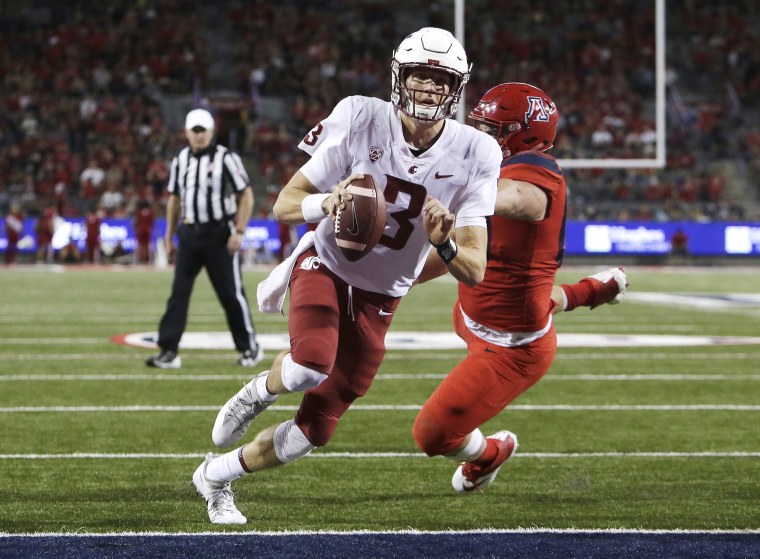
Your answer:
[334,175,387,262]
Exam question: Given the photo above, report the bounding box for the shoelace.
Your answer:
[209,487,239,515]
[226,384,258,426]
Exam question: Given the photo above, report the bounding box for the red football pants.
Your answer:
[413,301,556,456]
[289,248,400,447]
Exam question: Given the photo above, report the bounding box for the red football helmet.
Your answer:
[469,82,558,158]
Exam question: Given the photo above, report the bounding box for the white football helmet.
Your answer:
[391,27,471,121]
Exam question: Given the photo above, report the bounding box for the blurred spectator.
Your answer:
[58,237,82,264]
[3,201,24,265]
[79,158,105,199]
[34,206,55,264]
[99,180,125,216]
[670,228,689,257]
[134,199,155,264]
[84,205,103,263]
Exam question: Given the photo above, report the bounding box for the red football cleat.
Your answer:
[452,431,518,493]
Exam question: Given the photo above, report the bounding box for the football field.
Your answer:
[0,264,759,555]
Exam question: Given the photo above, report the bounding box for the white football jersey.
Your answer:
[299,95,501,297]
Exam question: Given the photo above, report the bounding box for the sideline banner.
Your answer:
[1,219,759,257]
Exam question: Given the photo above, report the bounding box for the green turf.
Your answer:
[1,265,759,532]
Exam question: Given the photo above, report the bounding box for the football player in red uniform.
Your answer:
[412,83,627,493]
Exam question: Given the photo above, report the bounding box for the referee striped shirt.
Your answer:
[167,143,250,225]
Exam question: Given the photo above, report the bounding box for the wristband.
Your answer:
[301,193,331,223]
[235,228,246,235]
[432,238,458,264]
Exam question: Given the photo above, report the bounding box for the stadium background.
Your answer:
[1,0,759,263]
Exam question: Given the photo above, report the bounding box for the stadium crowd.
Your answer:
[1,0,758,262]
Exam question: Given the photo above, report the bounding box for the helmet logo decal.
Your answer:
[369,146,384,163]
[526,96,550,123]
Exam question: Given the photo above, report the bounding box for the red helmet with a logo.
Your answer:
[469,82,558,158]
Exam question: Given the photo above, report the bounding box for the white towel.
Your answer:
[256,231,316,313]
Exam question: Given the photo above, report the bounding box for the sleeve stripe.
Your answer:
[502,152,562,175]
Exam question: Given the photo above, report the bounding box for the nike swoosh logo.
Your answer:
[435,172,454,179]
[346,203,360,236]
[379,309,394,316]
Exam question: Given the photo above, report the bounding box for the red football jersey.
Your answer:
[458,151,567,332]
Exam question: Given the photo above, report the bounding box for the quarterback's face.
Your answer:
[405,68,452,107]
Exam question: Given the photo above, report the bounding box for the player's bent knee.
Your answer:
[280,353,328,392]
[273,419,316,463]
[412,413,458,457]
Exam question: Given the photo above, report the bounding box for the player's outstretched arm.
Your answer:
[495,178,548,221]
[552,268,629,313]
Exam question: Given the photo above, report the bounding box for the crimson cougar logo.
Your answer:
[300,256,321,270]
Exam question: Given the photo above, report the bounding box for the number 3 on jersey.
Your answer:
[379,175,426,251]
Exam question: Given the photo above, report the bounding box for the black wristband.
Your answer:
[432,238,458,264]
[235,228,246,235]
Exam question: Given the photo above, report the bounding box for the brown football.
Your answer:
[334,175,387,262]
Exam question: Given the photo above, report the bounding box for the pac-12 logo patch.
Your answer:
[369,146,384,163]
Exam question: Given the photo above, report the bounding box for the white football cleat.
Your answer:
[452,430,518,493]
[192,453,247,525]
[584,267,628,309]
[212,371,277,447]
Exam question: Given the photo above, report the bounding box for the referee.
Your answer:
[146,108,262,369]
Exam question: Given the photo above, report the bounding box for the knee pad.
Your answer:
[281,353,328,392]
[273,419,316,463]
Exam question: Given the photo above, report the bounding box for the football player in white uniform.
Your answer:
[191,27,502,525]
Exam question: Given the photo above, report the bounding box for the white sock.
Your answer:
[254,370,277,402]
[448,429,485,462]
[205,447,249,485]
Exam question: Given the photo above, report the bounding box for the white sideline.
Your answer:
[1,528,760,537]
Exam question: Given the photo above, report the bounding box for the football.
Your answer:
[334,175,387,261]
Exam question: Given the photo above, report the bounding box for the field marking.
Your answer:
[1,452,758,460]
[114,331,760,350]
[3,373,760,382]
[2,404,759,413]
[2,528,759,536]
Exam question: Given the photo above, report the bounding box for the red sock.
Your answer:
[560,279,596,312]
[471,438,499,466]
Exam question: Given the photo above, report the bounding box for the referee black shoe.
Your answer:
[237,344,263,367]
[146,349,181,369]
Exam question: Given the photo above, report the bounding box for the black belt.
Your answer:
[183,221,230,231]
